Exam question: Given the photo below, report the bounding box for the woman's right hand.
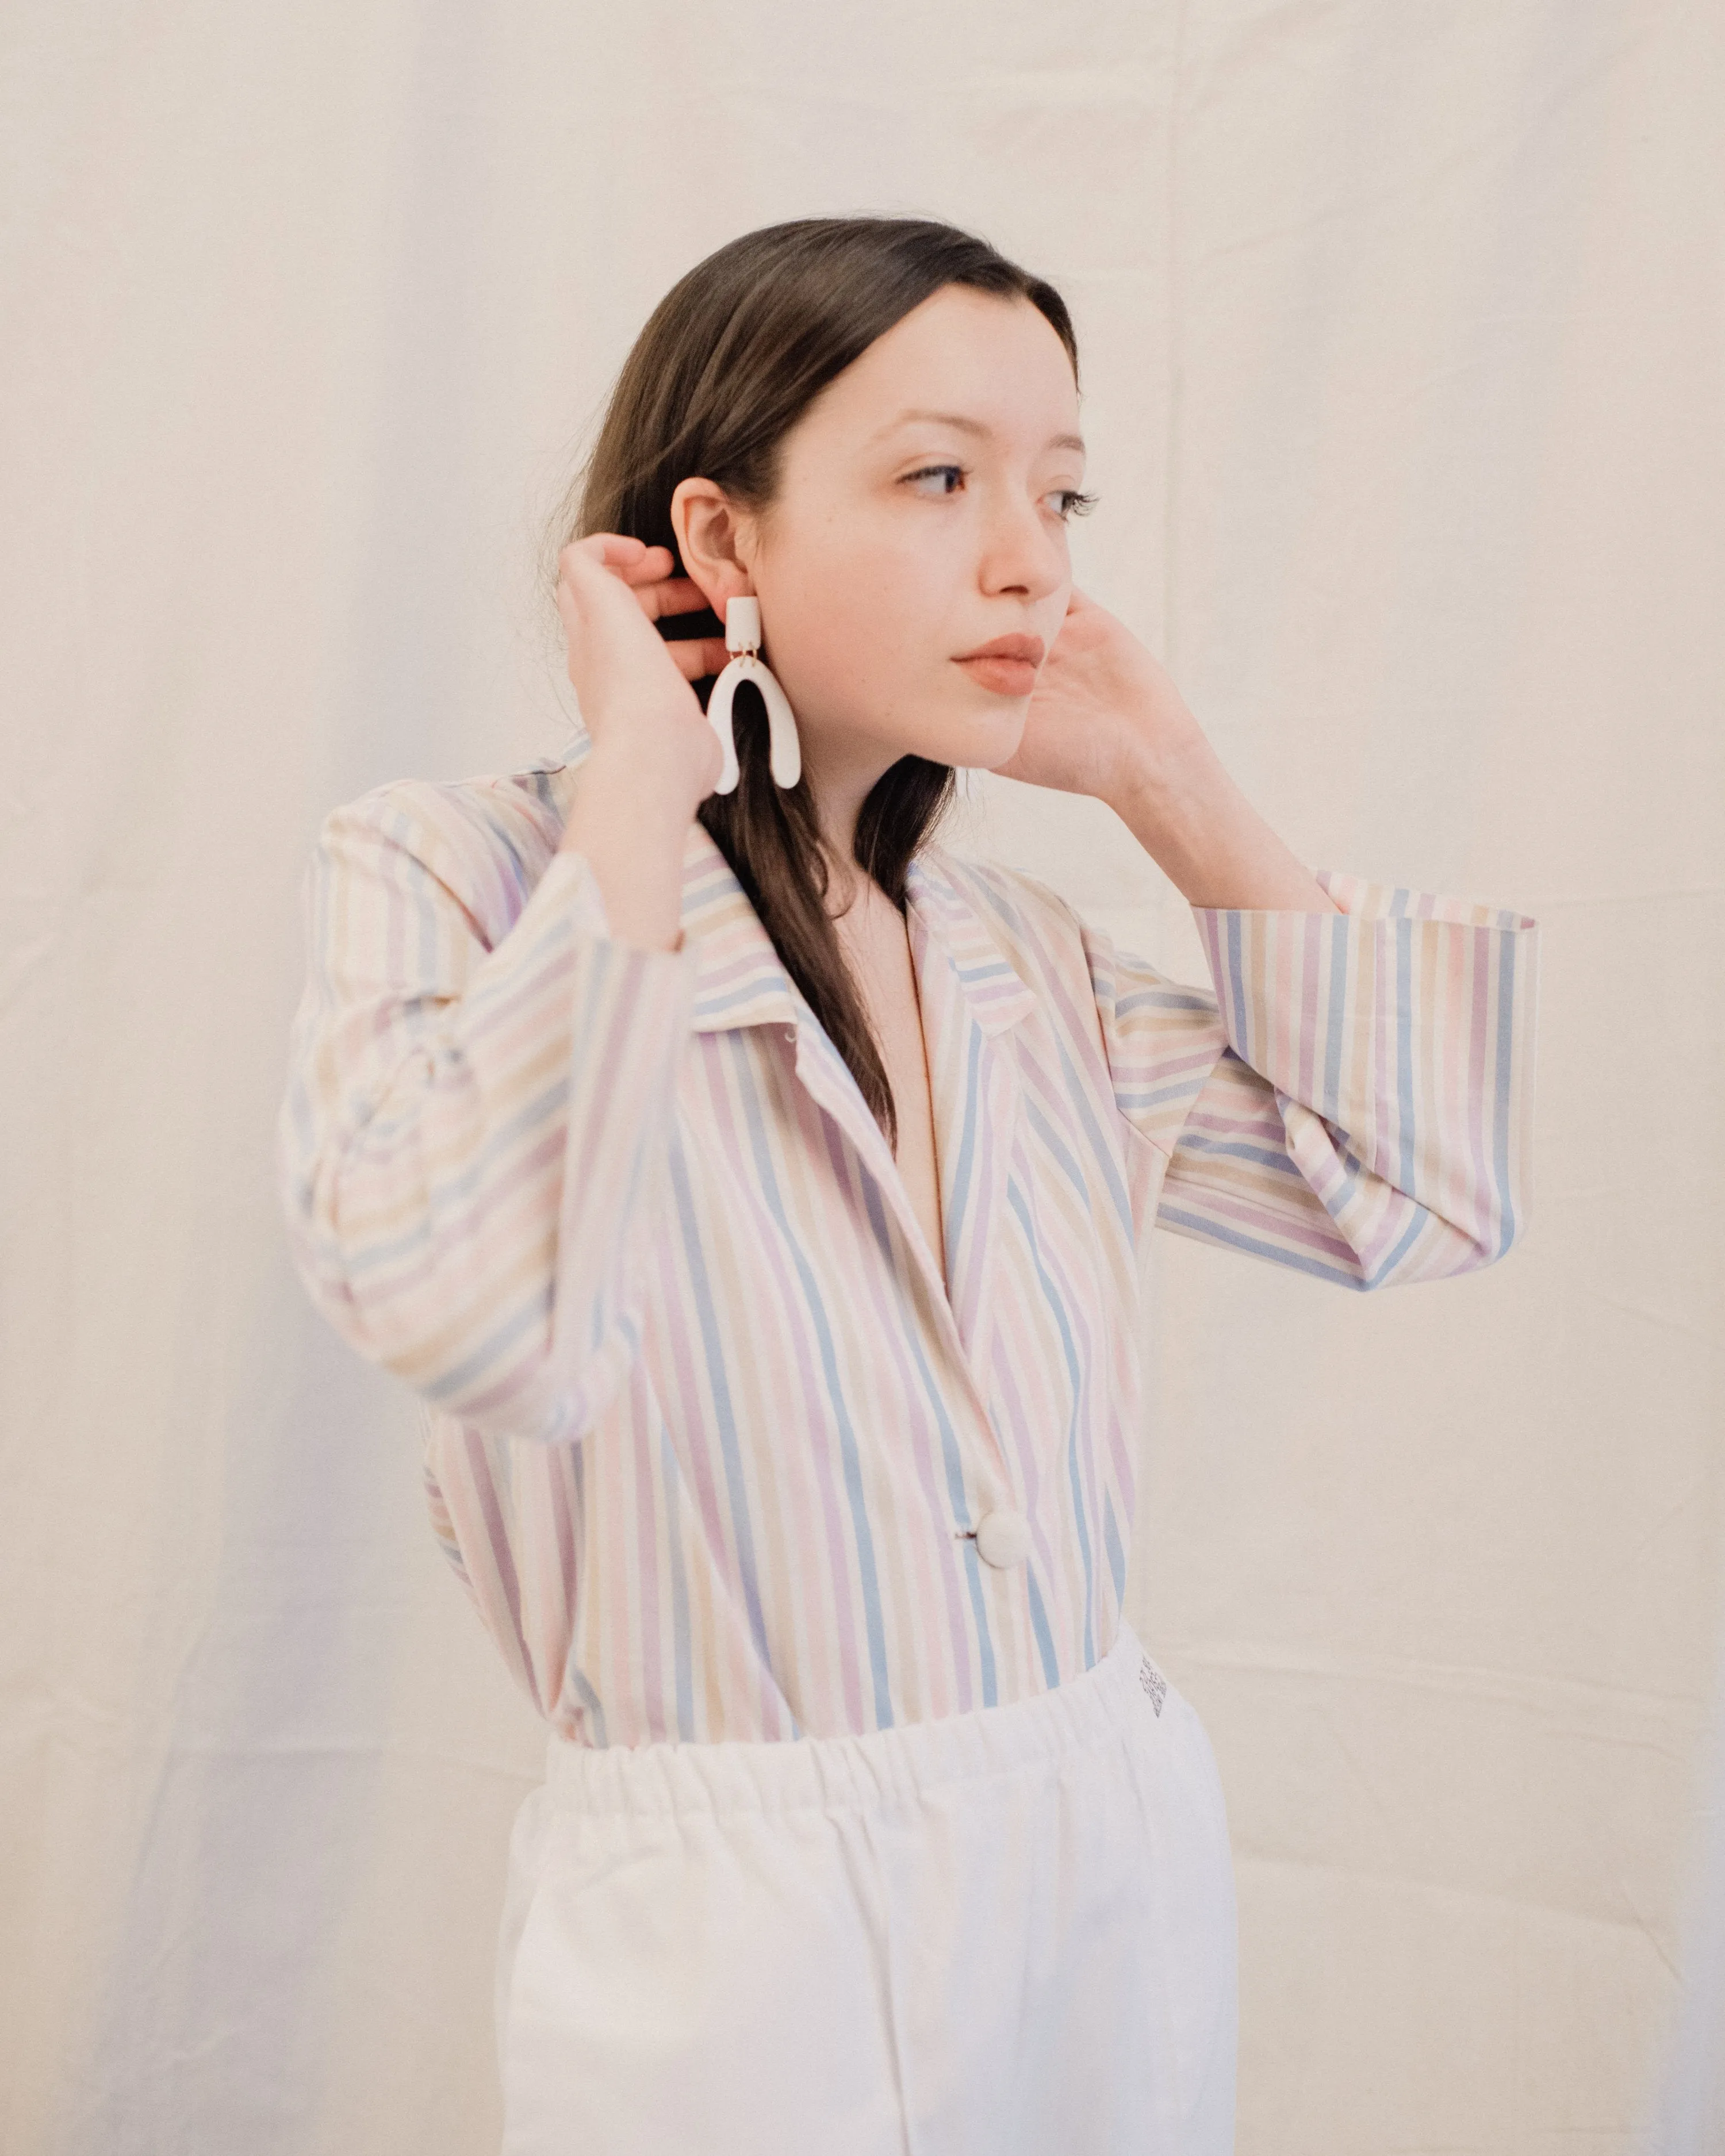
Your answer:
[554,535,726,948]
[555,534,727,824]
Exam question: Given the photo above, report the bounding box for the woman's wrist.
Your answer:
[569,736,708,838]
[1109,720,1339,914]
[559,741,702,951]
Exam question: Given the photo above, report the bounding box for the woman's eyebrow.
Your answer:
[873,408,1086,455]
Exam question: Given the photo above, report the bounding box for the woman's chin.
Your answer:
[914,704,1030,773]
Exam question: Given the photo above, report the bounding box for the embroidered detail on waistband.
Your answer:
[1138,1655,1167,1717]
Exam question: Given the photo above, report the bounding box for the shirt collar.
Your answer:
[678,824,1041,1042]
[904,853,1041,1037]
[679,820,802,1032]
[540,737,1038,1038]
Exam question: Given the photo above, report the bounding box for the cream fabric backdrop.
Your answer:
[3,3,1720,2151]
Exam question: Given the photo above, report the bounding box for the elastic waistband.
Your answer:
[540,1620,1168,1821]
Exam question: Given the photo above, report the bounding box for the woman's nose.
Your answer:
[978,493,1067,600]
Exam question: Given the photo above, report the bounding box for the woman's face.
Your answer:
[674,284,1086,803]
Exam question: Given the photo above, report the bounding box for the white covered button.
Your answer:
[975,1507,1031,1568]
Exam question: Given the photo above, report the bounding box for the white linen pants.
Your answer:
[494,1618,1237,2154]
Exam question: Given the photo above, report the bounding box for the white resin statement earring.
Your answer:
[706,595,801,795]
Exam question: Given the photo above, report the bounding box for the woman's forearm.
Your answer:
[1107,722,1340,914]
[559,742,697,952]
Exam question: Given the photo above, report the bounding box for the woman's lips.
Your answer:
[956,654,1040,696]
[953,634,1045,697]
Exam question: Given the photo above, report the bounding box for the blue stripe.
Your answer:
[1115,988,1214,1015]
[566,1661,609,1748]
[344,1072,562,1248]
[1370,1205,1428,1286]
[490,816,531,893]
[1051,1033,1134,1237]
[1023,1095,1092,1205]
[1171,1134,1305,1175]
[1224,912,1251,1058]
[666,1144,775,1679]
[1320,1136,1368,1211]
[423,1284,550,1406]
[693,973,792,1017]
[945,1022,985,1247]
[462,909,580,1012]
[1007,1182,1095,1669]
[857,1177,998,1710]
[1025,1566,1061,1687]
[1116,1076,1213,1112]
[1156,1203,1367,1288]
[739,1083,896,1730]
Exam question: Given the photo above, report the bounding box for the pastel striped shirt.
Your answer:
[275,743,1538,1747]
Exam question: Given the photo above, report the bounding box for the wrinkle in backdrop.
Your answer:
[1,3,1720,2153]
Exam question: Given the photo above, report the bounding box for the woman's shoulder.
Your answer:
[319,738,581,869]
[308,739,584,934]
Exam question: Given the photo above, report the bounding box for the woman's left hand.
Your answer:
[992,587,1202,811]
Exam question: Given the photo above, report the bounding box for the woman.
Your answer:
[278,216,1538,2154]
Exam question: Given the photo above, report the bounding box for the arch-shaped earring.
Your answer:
[705,595,801,795]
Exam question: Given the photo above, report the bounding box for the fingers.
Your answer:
[559,535,670,600]
[557,537,628,605]
[665,635,730,680]
[555,534,725,707]
[557,542,665,642]
[555,540,675,684]
[559,536,717,620]
[636,574,713,622]
[612,545,681,587]
[561,532,651,578]
[561,533,683,585]
[557,532,728,685]
[565,532,651,571]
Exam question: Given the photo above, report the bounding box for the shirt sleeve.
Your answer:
[275,784,697,1441]
[1085,869,1539,1288]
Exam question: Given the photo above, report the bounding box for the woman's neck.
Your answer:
[802,737,896,868]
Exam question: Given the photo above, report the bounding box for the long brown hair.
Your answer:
[549,217,1079,1146]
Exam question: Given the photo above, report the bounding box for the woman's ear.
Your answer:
[669,478,756,615]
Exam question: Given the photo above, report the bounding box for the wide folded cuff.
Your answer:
[1190,870,1539,1261]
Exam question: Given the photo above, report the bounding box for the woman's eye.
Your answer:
[900,466,1098,519]
[903,463,966,497]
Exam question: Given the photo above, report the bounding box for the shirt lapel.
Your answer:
[676,822,953,1319]
[904,851,1038,1384]
[673,819,944,1276]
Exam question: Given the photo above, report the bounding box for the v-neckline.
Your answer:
[658,810,1039,1402]
[831,876,949,1298]
[900,924,949,1297]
